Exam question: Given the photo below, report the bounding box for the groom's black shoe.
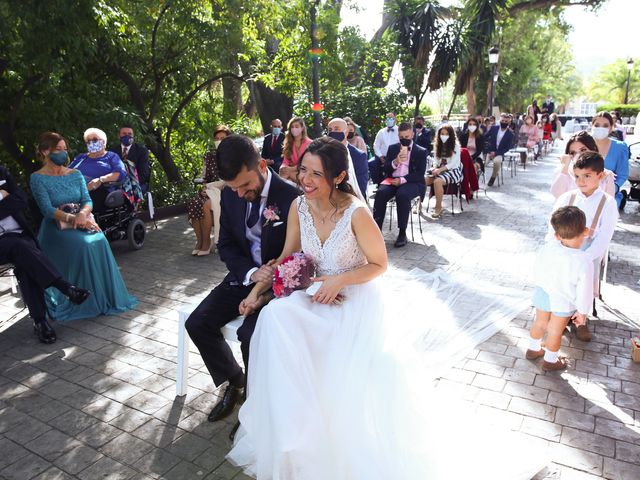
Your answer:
[33,318,56,344]
[229,421,241,442]
[208,384,243,422]
[67,286,91,305]
[394,231,408,248]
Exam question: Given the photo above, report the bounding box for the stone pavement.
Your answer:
[0,140,639,479]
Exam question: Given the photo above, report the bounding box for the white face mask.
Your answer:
[468,125,477,133]
[591,127,609,140]
[214,140,222,149]
[290,127,302,137]
[439,135,450,143]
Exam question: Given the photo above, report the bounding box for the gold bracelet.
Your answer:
[65,214,71,223]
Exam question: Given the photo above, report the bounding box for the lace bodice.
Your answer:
[298,196,368,276]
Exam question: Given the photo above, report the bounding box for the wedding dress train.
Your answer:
[228,196,548,479]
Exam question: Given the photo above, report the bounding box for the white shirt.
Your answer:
[434,145,461,170]
[243,169,273,285]
[546,188,618,262]
[121,145,130,158]
[534,240,593,314]
[496,127,506,149]
[373,126,399,158]
[0,192,22,236]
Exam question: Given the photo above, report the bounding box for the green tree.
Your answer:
[587,59,640,104]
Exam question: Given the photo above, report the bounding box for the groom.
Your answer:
[185,135,299,425]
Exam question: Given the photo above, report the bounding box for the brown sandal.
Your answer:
[525,349,544,360]
[542,357,568,371]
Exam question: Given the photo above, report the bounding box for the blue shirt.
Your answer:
[604,139,629,191]
[70,151,127,184]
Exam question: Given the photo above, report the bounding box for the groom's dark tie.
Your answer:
[246,197,261,228]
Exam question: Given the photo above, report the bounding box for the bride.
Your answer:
[227,137,547,479]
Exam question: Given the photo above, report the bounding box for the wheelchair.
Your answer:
[92,182,146,250]
[620,141,640,211]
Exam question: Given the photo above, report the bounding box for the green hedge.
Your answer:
[598,104,640,118]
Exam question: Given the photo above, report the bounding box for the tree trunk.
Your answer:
[250,80,294,134]
[222,76,243,119]
[146,129,180,182]
[466,85,476,115]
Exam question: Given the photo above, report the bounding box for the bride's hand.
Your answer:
[311,275,344,305]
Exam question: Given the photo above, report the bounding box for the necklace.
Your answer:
[309,201,339,225]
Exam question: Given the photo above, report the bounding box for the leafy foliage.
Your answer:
[587,59,640,104]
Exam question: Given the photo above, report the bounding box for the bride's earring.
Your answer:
[335,183,339,189]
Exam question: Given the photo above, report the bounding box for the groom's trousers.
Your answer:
[185,282,263,387]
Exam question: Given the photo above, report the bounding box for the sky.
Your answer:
[341,0,640,80]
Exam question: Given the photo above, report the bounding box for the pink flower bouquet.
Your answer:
[273,253,316,298]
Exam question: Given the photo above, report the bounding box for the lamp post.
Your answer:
[309,0,323,138]
[624,58,634,104]
[487,46,500,117]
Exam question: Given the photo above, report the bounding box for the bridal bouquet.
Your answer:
[272,253,316,298]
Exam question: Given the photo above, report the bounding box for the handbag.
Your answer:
[56,203,80,230]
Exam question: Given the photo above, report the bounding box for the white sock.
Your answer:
[528,336,542,351]
[543,349,559,363]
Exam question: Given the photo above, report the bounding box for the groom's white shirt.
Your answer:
[243,168,273,285]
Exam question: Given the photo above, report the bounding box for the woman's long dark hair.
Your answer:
[435,124,456,159]
[565,131,598,155]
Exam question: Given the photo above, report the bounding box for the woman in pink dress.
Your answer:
[279,117,312,182]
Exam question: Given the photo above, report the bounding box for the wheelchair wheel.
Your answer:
[127,218,146,250]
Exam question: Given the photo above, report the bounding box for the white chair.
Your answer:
[176,303,243,397]
[0,264,18,295]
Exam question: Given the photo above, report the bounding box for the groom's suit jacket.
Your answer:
[218,171,299,285]
[0,166,36,240]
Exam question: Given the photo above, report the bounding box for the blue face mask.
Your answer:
[49,151,68,166]
[272,127,282,136]
[87,140,104,153]
[328,131,345,142]
[386,118,395,128]
[120,135,133,146]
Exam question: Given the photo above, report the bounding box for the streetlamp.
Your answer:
[309,0,323,138]
[487,46,500,116]
[624,58,634,104]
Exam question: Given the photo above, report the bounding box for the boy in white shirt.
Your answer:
[547,151,618,341]
[529,206,593,371]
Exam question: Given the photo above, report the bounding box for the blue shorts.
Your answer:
[532,287,575,317]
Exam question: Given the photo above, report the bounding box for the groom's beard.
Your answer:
[242,170,266,202]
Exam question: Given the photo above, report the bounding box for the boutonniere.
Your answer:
[263,205,281,226]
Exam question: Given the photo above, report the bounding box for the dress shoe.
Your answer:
[394,232,408,248]
[208,384,243,422]
[67,286,90,305]
[542,357,568,371]
[576,324,592,342]
[525,349,544,360]
[191,249,200,256]
[229,420,240,442]
[487,176,496,187]
[33,318,56,344]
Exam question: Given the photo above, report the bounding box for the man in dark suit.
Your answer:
[261,118,285,172]
[372,122,427,248]
[486,113,515,186]
[0,166,89,344]
[111,126,151,193]
[413,116,433,154]
[327,117,369,199]
[185,135,299,429]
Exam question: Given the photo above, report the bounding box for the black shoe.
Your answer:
[67,286,90,305]
[208,384,243,422]
[394,232,408,248]
[487,176,496,187]
[229,421,240,442]
[33,318,56,344]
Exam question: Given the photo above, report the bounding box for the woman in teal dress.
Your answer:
[592,111,630,208]
[29,132,137,321]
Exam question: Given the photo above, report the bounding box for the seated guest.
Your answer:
[1,164,90,343]
[327,117,367,199]
[459,117,485,175]
[110,126,151,194]
[186,125,230,256]
[413,116,433,153]
[486,113,515,186]
[344,117,368,153]
[30,132,137,321]
[279,117,312,182]
[519,115,540,150]
[370,112,400,186]
[69,128,127,212]
[372,122,427,248]
[261,118,285,171]
[426,124,464,218]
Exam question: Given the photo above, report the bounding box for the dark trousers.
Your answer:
[373,182,426,231]
[89,188,108,213]
[185,282,262,387]
[0,233,60,319]
[368,157,385,185]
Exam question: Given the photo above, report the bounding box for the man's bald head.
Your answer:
[327,118,349,145]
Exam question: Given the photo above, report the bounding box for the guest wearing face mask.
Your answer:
[486,113,515,186]
[591,111,629,208]
[280,117,312,182]
[326,117,367,199]
[370,112,400,186]
[186,125,231,255]
[344,117,367,153]
[69,128,127,212]
[426,125,463,218]
[110,126,150,194]
[30,132,137,322]
[261,118,285,171]
[413,116,433,154]
[459,118,485,175]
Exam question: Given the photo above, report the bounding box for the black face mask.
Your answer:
[415,123,423,129]
[328,131,345,142]
[500,122,509,129]
[347,132,355,139]
[399,138,412,147]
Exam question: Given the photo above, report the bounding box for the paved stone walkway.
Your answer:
[1,139,639,479]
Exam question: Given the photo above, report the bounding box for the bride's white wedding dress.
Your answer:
[228,196,548,479]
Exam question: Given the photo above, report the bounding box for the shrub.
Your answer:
[598,104,640,118]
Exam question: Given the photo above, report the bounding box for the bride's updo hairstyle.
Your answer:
[299,137,356,197]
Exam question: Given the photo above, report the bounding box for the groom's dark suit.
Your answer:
[185,171,299,386]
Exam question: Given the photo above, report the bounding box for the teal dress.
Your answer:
[29,170,137,321]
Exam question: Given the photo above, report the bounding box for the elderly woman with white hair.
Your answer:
[69,127,127,211]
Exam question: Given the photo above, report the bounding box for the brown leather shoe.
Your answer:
[525,349,544,360]
[542,357,568,371]
[576,324,592,342]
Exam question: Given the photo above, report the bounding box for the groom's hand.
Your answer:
[251,264,275,284]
